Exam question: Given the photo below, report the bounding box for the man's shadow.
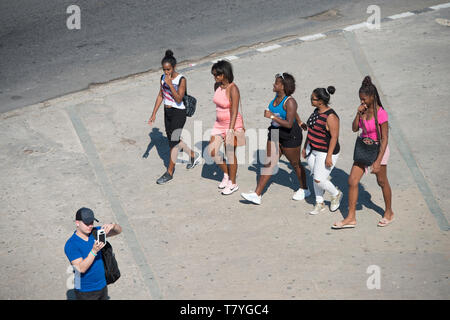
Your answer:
[142,128,170,168]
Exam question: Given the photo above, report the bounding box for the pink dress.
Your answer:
[211,85,244,138]
[359,107,390,170]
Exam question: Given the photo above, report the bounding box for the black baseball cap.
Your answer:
[75,207,99,225]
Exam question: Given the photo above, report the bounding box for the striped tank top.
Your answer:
[161,74,185,109]
[306,108,340,154]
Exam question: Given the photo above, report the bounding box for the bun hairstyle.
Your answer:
[313,86,336,105]
[161,49,177,67]
[359,75,383,108]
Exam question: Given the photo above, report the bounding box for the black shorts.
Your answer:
[164,107,187,148]
[267,122,303,148]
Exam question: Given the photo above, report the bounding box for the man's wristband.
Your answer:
[90,250,97,257]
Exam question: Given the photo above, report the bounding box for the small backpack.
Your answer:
[180,76,197,117]
[91,228,121,285]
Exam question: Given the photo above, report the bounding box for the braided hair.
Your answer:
[359,75,382,140]
[359,76,383,108]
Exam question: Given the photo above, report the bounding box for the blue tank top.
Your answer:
[268,95,289,120]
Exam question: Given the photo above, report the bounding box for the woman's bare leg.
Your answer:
[376,165,394,221]
[281,146,307,190]
[340,163,365,225]
[255,140,279,195]
[208,135,228,175]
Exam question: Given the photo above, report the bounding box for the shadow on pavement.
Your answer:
[239,149,384,217]
[142,128,170,168]
[197,140,224,182]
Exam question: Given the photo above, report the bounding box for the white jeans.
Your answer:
[306,145,339,203]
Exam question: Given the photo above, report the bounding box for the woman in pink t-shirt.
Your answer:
[332,76,394,229]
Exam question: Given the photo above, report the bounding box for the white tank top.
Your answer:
[161,74,185,109]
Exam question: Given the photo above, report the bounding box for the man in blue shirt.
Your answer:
[64,207,122,300]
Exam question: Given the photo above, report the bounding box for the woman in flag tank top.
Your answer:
[302,86,343,215]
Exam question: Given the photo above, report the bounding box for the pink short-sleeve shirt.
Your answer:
[359,107,388,141]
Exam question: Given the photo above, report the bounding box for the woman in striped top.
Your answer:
[302,86,343,215]
[148,50,200,185]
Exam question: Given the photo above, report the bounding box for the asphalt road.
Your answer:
[0,0,442,113]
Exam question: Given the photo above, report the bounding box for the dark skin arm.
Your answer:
[325,114,339,167]
[371,122,388,174]
[295,112,307,130]
[148,87,163,125]
[352,103,367,132]
[164,75,186,104]
[226,84,240,131]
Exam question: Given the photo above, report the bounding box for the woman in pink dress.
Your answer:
[332,76,394,229]
[208,60,245,195]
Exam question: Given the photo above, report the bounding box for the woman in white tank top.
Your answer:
[148,50,201,184]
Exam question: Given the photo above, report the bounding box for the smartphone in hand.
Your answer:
[97,229,106,244]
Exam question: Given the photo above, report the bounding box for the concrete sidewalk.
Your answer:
[0,7,449,299]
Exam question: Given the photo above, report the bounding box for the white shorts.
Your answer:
[306,145,339,182]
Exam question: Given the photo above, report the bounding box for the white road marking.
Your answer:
[299,33,326,41]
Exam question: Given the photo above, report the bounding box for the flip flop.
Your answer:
[377,217,395,227]
[331,221,356,229]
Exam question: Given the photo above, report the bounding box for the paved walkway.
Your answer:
[0,5,449,299]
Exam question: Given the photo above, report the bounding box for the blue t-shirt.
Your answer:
[64,227,106,292]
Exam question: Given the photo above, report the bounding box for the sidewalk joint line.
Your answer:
[66,105,164,298]
[343,31,449,232]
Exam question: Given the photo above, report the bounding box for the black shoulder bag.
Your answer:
[180,76,197,117]
[353,111,381,166]
[91,228,121,285]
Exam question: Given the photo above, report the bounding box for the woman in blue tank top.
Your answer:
[241,72,310,205]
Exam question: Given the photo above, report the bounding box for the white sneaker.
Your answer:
[330,189,343,212]
[241,192,262,205]
[292,188,311,201]
[218,175,229,189]
[309,202,325,215]
[222,182,239,195]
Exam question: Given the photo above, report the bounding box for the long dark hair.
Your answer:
[359,76,382,139]
[211,60,234,83]
[359,76,383,108]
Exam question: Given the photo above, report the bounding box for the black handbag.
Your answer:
[91,228,121,285]
[180,76,197,117]
[353,112,380,166]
